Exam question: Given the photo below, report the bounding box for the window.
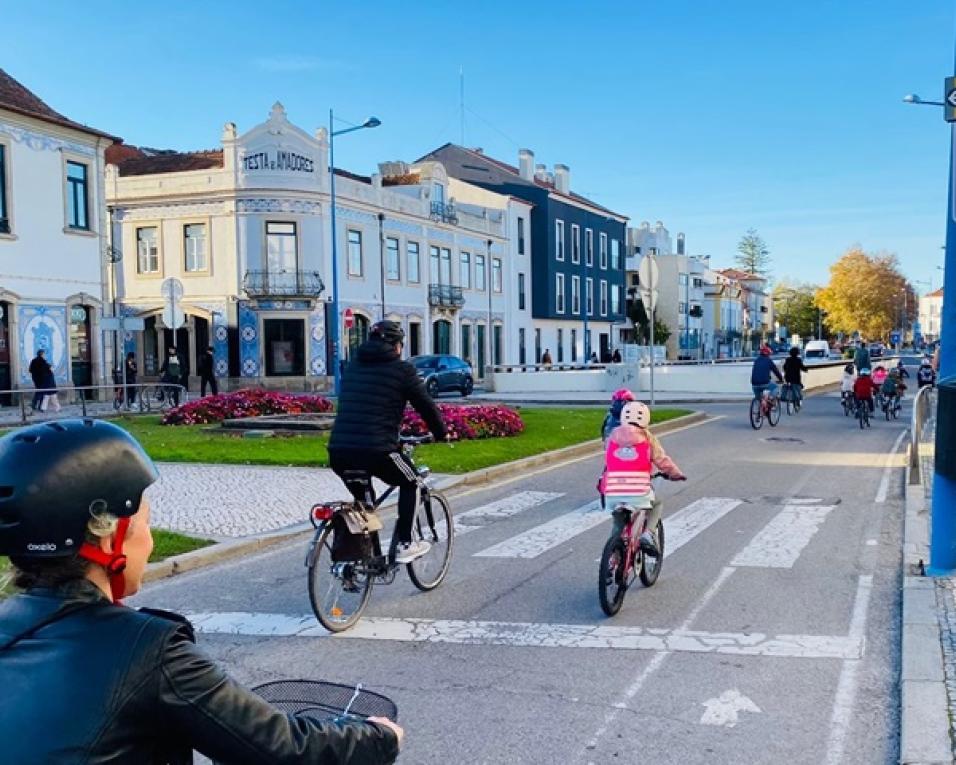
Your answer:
[429,245,440,283]
[556,273,565,314]
[555,220,565,261]
[586,277,594,316]
[407,242,420,283]
[347,229,363,276]
[461,323,472,363]
[571,275,580,314]
[585,228,593,266]
[600,233,608,269]
[517,217,526,255]
[600,280,608,316]
[460,252,471,289]
[440,248,452,284]
[611,238,621,270]
[679,272,689,285]
[519,328,526,365]
[518,273,526,310]
[66,160,90,230]
[693,277,703,289]
[492,258,502,292]
[535,328,541,362]
[184,224,207,272]
[267,222,297,273]
[557,328,564,363]
[386,237,400,280]
[571,224,580,264]
[475,254,486,291]
[612,284,621,315]
[0,144,7,233]
[571,329,577,362]
[679,301,687,314]
[136,227,159,273]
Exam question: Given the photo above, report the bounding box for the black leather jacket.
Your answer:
[0,581,399,764]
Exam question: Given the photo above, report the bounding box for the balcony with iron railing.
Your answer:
[430,201,459,224]
[428,283,465,309]
[243,270,325,298]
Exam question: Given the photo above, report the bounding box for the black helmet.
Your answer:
[370,320,405,345]
[0,419,157,559]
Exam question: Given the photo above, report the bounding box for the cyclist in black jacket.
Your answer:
[0,419,402,764]
[782,347,810,404]
[329,320,447,563]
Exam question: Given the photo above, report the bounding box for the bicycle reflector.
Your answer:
[312,504,335,522]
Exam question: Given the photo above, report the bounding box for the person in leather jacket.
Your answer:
[0,419,402,764]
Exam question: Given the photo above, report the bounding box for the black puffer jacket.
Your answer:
[0,580,399,764]
[330,339,446,453]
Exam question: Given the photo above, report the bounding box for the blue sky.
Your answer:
[6,0,954,290]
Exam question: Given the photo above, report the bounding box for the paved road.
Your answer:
[134,392,908,764]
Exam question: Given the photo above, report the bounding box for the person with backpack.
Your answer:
[917,357,937,389]
[160,346,183,406]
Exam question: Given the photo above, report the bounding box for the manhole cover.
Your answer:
[763,437,805,443]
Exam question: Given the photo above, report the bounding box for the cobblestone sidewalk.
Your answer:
[934,578,956,760]
[146,463,392,539]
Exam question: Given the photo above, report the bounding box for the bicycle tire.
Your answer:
[639,519,664,587]
[767,397,781,427]
[598,536,628,616]
[406,491,454,591]
[749,398,763,430]
[307,524,373,633]
[785,393,794,416]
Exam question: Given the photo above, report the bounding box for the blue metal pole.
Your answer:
[930,71,956,573]
[329,109,342,397]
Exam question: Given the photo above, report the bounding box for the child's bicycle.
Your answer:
[855,396,871,429]
[306,435,454,633]
[781,383,802,415]
[749,389,781,430]
[882,392,901,420]
[598,473,674,616]
[841,391,854,417]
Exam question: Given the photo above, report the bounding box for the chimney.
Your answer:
[518,149,534,180]
[534,163,548,182]
[554,164,570,194]
[677,232,685,255]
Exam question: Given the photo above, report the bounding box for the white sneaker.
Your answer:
[394,539,431,564]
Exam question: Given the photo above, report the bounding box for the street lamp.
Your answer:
[328,112,381,396]
[903,93,946,106]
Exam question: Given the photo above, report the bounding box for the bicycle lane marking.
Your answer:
[730,504,834,568]
[473,497,742,560]
[874,429,908,504]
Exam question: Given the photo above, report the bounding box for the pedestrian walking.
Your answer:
[39,364,60,413]
[198,346,218,397]
[124,351,138,406]
[160,347,183,406]
[611,349,622,364]
[27,349,49,411]
[541,349,553,368]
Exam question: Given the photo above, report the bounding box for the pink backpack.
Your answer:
[600,428,653,497]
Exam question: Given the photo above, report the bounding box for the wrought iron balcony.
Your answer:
[243,270,325,298]
[430,201,458,225]
[428,283,465,309]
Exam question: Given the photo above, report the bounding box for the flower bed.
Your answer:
[401,403,524,441]
[162,389,333,426]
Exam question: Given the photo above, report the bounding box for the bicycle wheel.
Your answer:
[785,389,795,416]
[406,491,454,591]
[767,397,781,427]
[639,519,664,587]
[307,524,373,633]
[598,536,629,616]
[858,404,866,429]
[749,398,763,430]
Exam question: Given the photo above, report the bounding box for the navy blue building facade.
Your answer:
[422,145,627,360]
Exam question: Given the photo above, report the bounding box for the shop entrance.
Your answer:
[264,318,305,376]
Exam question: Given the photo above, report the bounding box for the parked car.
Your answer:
[411,354,474,397]
[804,340,829,359]
[869,342,885,359]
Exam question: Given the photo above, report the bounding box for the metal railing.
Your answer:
[428,284,465,308]
[429,201,458,224]
[910,383,937,485]
[243,270,325,298]
[0,382,188,425]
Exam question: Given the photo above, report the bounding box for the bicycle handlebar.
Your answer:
[400,434,434,445]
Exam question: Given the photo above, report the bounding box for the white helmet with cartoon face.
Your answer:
[620,400,651,429]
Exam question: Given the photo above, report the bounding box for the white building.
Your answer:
[0,69,116,395]
[106,104,523,389]
[702,269,744,358]
[919,288,943,344]
[717,268,772,354]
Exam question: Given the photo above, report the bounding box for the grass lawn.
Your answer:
[0,529,214,599]
[111,407,691,474]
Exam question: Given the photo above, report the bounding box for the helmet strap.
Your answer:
[78,516,131,602]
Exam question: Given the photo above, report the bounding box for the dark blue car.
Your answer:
[412,354,474,398]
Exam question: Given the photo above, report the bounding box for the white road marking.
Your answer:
[730,505,834,568]
[865,539,877,547]
[700,689,762,728]
[455,491,564,536]
[474,496,742,560]
[875,430,908,503]
[184,610,861,659]
[824,575,874,765]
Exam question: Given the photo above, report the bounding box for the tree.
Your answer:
[736,229,771,276]
[653,318,671,345]
[772,282,824,339]
[629,297,650,343]
[816,247,917,341]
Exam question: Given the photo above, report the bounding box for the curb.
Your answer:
[143,410,711,583]
[900,445,953,765]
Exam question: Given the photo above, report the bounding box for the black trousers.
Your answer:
[329,449,420,544]
[201,375,218,396]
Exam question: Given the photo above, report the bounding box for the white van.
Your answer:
[804,340,829,359]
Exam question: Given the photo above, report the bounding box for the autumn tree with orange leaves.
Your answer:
[816,248,916,341]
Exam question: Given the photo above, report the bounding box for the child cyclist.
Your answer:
[599,400,686,558]
[853,368,877,413]
[882,367,907,408]
[601,388,635,443]
[872,365,888,387]
[841,363,856,407]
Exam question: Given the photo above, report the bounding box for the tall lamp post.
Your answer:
[904,80,956,572]
[328,111,381,396]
